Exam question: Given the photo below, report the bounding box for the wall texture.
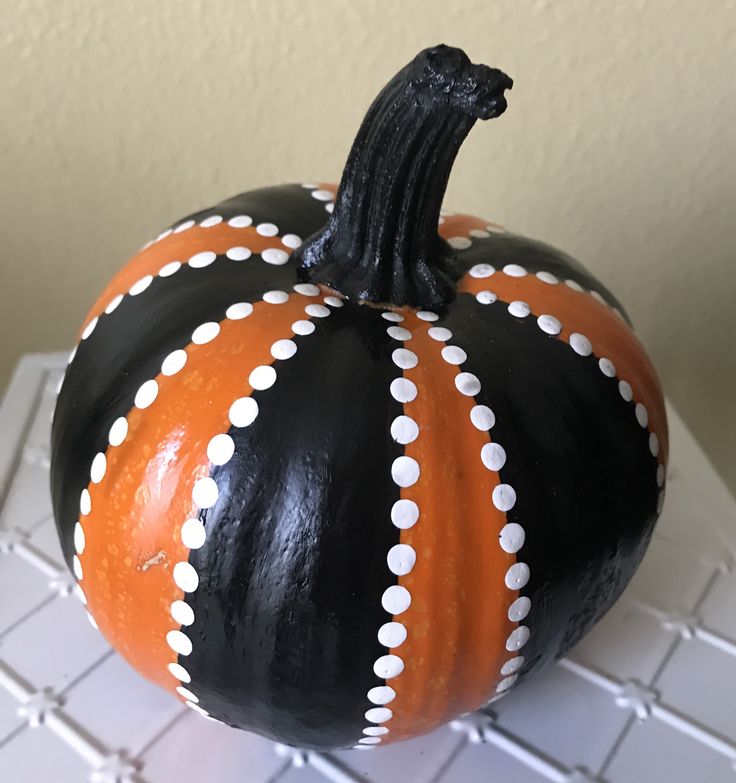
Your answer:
[1,0,734,489]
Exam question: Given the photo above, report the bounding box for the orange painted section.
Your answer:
[459,272,668,461]
[438,213,504,238]
[79,297,309,691]
[385,313,517,742]
[80,224,292,336]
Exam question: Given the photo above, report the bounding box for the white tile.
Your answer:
[493,664,629,771]
[0,724,90,783]
[0,679,26,743]
[26,516,65,567]
[0,594,110,693]
[63,653,183,754]
[0,552,54,634]
[332,724,464,783]
[699,568,736,638]
[141,713,285,783]
[276,764,332,783]
[0,460,53,530]
[436,739,549,783]
[607,715,735,783]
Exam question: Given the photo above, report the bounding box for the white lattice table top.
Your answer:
[1,352,735,783]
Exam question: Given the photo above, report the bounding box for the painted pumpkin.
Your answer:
[51,45,667,751]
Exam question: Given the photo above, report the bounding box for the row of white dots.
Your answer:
[165,284,344,718]
[301,183,336,214]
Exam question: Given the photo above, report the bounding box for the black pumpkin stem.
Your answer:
[293,44,512,309]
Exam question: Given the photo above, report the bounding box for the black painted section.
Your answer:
[457,233,630,322]
[51,254,300,567]
[181,304,403,749]
[440,294,658,683]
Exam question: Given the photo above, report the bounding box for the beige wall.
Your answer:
[1,1,734,490]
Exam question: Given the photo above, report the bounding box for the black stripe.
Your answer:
[51,255,298,567]
[182,304,403,749]
[440,294,658,683]
[175,184,332,240]
[455,233,629,321]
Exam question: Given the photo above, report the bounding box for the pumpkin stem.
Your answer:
[293,44,512,309]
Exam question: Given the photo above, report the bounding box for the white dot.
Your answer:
[569,333,592,356]
[508,596,531,621]
[173,561,199,593]
[129,275,153,296]
[192,477,218,508]
[391,456,420,488]
[470,263,495,279]
[441,346,467,365]
[389,377,417,403]
[326,203,335,213]
[392,348,418,369]
[591,291,607,305]
[263,290,289,304]
[599,357,616,377]
[508,301,530,318]
[496,675,518,693]
[387,326,412,341]
[503,264,527,277]
[186,702,210,718]
[68,346,77,364]
[207,433,235,466]
[657,490,665,514]
[282,234,302,249]
[80,489,91,516]
[226,302,253,320]
[229,397,258,427]
[619,380,633,402]
[537,314,562,335]
[381,585,411,614]
[470,404,495,431]
[469,228,491,239]
[292,320,315,336]
[368,686,396,705]
[173,219,195,233]
[249,365,276,390]
[228,215,252,228]
[481,442,506,472]
[455,372,481,396]
[373,654,405,678]
[476,290,497,305]
[256,222,278,236]
[493,484,517,512]
[428,327,452,342]
[105,294,124,314]
[305,304,330,318]
[74,523,85,554]
[649,432,660,457]
[365,707,393,723]
[506,625,530,651]
[378,621,408,647]
[391,499,419,529]
[188,251,217,269]
[159,261,182,277]
[262,248,290,266]
[168,663,191,683]
[657,463,665,487]
[301,183,317,189]
[271,339,297,360]
[177,685,200,703]
[501,656,525,675]
[324,296,343,308]
[192,322,220,344]
[135,379,158,409]
[76,585,87,605]
[382,311,404,322]
[359,737,382,745]
[363,726,389,736]
[90,452,106,484]
[536,271,558,285]
[200,215,222,228]
[226,246,252,261]
[157,229,173,241]
[162,349,188,376]
[171,600,194,626]
[73,555,83,580]
[294,283,320,297]
[166,630,193,656]
[311,189,334,202]
[108,416,128,446]
[499,523,525,553]
[180,518,207,550]
[387,544,416,576]
[448,236,472,250]
[390,415,419,445]
[505,562,530,589]
[565,279,584,292]
[636,403,649,428]
[416,311,439,322]
[81,317,98,340]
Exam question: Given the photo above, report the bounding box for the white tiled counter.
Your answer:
[1,353,735,783]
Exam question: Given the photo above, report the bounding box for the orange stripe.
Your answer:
[459,272,668,462]
[438,213,504,238]
[80,224,290,336]
[384,313,516,742]
[79,296,309,692]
